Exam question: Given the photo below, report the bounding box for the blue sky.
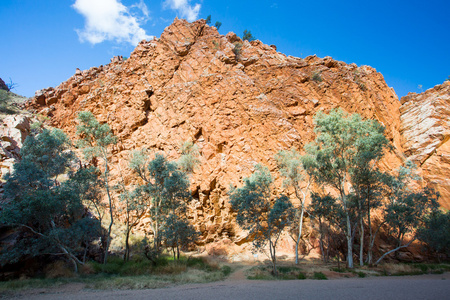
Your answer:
[1,0,449,99]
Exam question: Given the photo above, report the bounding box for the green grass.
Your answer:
[247,265,306,280]
[0,255,228,293]
[313,272,327,280]
[330,267,347,273]
[378,262,450,277]
[357,271,366,278]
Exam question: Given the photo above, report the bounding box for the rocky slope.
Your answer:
[400,81,450,208]
[25,19,419,254]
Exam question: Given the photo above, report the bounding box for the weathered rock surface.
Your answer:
[26,19,411,253]
[0,78,9,91]
[400,81,450,208]
[0,115,31,179]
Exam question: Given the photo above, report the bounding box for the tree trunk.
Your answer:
[124,228,131,261]
[318,218,326,263]
[103,158,114,265]
[375,238,415,265]
[359,215,364,266]
[295,205,305,265]
[270,241,277,276]
[346,213,354,268]
[367,201,373,265]
[294,181,310,265]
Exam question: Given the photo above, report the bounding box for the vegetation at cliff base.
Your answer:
[0,107,447,289]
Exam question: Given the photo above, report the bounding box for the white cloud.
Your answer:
[73,0,153,45]
[163,0,201,22]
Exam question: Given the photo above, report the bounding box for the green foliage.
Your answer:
[76,111,117,160]
[385,188,438,242]
[311,71,322,82]
[312,271,327,280]
[0,89,16,114]
[129,151,195,260]
[229,164,294,274]
[374,175,439,264]
[68,167,105,221]
[304,108,390,268]
[275,149,305,189]
[247,265,305,280]
[205,15,211,24]
[0,129,102,268]
[445,76,450,82]
[233,42,242,59]
[161,214,199,259]
[76,111,117,264]
[310,193,342,224]
[177,141,200,174]
[275,149,312,264]
[221,265,232,276]
[116,181,148,261]
[215,21,222,30]
[417,210,450,256]
[242,29,255,41]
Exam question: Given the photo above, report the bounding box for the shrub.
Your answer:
[221,265,232,276]
[233,42,242,59]
[242,30,255,41]
[313,272,327,280]
[311,71,322,82]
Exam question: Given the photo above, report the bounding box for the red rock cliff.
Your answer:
[400,81,450,209]
[28,19,409,251]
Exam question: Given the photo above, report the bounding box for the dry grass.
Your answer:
[378,263,419,276]
[44,261,75,279]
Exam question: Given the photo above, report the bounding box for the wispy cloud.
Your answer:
[163,0,201,22]
[73,0,152,45]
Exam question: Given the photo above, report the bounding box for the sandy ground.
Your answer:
[4,272,449,300]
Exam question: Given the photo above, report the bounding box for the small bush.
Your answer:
[242,30,255,41]
[311,71,322,82]
[297,272,307,279]
[44,261,75,279]
[313,272,327,280]
[221,265,232,276]
[233,42,242,60]
[330,267,346,273]
[357,271,366,278]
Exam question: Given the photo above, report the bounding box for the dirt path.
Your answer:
[224,265,253,282]
[5,273,449,300]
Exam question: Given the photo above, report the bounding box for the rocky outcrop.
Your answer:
[27,18,406,253]
[0,115,31,179]
[400,81,450,208]
[0,78,9,92]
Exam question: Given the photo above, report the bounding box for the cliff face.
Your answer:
[400,81,450,208]
[27,19,408,253]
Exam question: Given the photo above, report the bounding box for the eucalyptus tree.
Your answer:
[304,108,388,268]
[129,150,193,262]
[309,193,342,263]
[229,164,295,275]
[76,111,117,264]
[348,120,390,266]
[417,209,450,259]
[275,149,312,264]
[0,128,102,272]
[375,184,439,264]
